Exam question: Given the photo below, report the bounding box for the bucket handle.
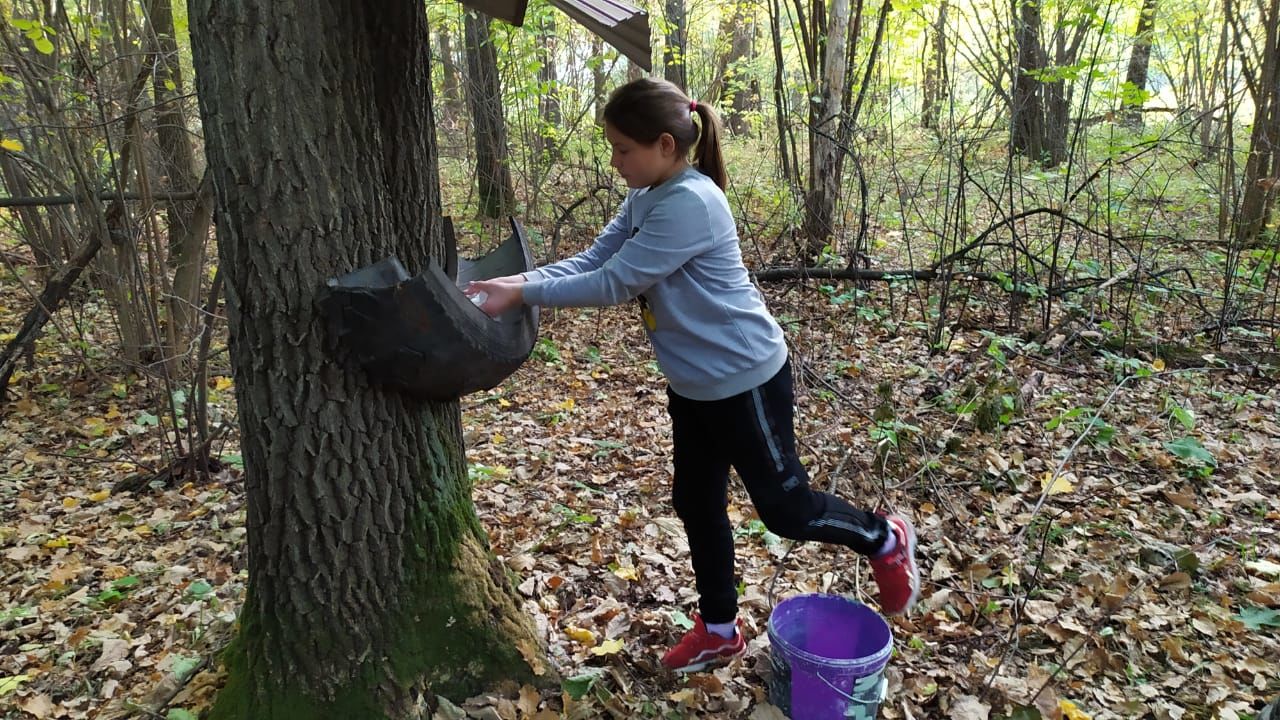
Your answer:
[815,671,887,719]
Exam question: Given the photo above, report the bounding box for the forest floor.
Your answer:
[2,249,1279,720]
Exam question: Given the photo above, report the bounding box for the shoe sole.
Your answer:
[887,515,921,616]
[671,649,744,674]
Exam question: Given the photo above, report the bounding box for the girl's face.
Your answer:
[604,122,685,189]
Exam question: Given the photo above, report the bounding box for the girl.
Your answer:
[466,78,919,673]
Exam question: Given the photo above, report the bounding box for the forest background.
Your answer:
[0,0,1278,717]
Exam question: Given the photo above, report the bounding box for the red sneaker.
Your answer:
[660,614,746,673]
[869,513,920,615]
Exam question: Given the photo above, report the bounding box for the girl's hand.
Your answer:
[464,279,525,317]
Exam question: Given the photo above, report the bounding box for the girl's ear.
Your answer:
[659,132,678,156]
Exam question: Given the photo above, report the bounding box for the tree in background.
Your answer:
[664,0,688,90]
[1120,0,1158,127]
[921,0,950,131]
[536,13,563,158]
[1008,0,1096,167]
[709,0,759,136]
[465,9,518,218]
[188,1,543,716]
[801,0,852,261]
[1234,0,1280,248]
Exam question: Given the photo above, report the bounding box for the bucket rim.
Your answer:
[767,593,893,670]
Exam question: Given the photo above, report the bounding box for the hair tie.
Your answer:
[690,100,698,112]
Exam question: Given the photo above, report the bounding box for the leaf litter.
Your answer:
[2,265,1278,719]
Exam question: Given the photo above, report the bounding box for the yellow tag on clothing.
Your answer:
[638,295,656,331]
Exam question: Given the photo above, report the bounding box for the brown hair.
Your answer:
[602,78,728,190]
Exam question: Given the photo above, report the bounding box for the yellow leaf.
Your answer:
[62,497,80,509]
[88,489,111,503]
[557,397,575,411]
[612,566,638,581]
[565,626,597,646]
[1041,471,1074,495]
[1060,699,1092,720]
[1152,358,1166,371]
[492,432,506,444]
[105,404,121,420]
[589,638,624,656]
[43,535,70,548]
[133,524,152,536]
[668,688,700,704]
[1,138,24,152]
[0,332,16,342]
[498,398,512,408]
[0,674,30,696]
[213,376,233,391]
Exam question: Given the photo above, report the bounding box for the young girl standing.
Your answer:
[466,78,919,673]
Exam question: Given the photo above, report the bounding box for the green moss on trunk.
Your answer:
[208,486,542,720]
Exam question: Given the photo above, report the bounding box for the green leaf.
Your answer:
[169,656,202,681]
[562,670,601,700]
[670,610,695,630]
[111,575,140,590]
[1007,706,1043,720]
[1165,437,1216,466]
[0,674,30,696]
[1235,606,1280,631]
[186,580,214,599]
[167,710,199,720]
[33,36,54,54]
[1171,405,1195,430]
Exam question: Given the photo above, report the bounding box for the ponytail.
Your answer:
[690,103,728,190]
[603,78,731,190]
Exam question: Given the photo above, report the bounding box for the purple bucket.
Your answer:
[767,594,892,719]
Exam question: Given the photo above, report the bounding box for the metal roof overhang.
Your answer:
[458,0,651,71]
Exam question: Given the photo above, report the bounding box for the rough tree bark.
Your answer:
[592,36,609,124]
[709,0,758,136]
[801,0,852,261]
[921,0,949,130]
[664,0,688,90]
[437,27,465,125]
[1235,0,1280,247]
[145,0,214,351]
[536,13,562,158]
[188,2,543,717]
[464,9,517,218]
[1120,0,1157,127]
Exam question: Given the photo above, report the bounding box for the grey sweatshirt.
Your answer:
[522,166,787,401]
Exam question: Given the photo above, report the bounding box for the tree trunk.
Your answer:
[146,0,212,353]
[768,0,799,188]
[464,10,517,218]
[921,0,949,130]
[801,0,851,261]
[536,14,562,158]
[437,28,464,126]
[592,36,608,124]
[1010,0,1049,164]
[1120,0,1157,127]
[1235,0,1280,247]
[664,0,688,90]
[710,0,757,136]
[188,2,543,717]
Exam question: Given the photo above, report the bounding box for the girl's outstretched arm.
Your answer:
[463,278,524,317]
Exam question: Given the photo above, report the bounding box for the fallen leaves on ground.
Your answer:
[3,253,1279,719]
